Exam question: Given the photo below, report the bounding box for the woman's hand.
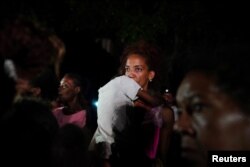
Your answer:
[133,99,152,112]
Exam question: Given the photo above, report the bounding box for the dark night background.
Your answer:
[1,0,249,99]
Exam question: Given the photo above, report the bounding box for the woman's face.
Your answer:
[124,54,155,90]
[58,76,78,103]
[175,71,250,164]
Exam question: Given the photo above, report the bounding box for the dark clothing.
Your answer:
[111,106,153,167]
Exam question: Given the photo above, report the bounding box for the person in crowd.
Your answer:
[14,68,59,107]
[89,40,174,167]
[0,97,59,167]
[53,73,89,129]
[173,42,250,166]
[52,73,94,167]
[0,17,65,102]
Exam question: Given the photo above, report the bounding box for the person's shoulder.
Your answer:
[161,105,175,126]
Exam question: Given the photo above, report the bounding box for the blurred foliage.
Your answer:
[57,0,169,44]
[1,0,242,92]
[0,0,201,44]
[0,1,243,50]
[0,0,215,90]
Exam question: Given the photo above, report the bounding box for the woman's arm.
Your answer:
[157,105,175,166]
[136,89,164,108]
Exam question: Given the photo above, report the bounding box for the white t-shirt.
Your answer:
[89,75,141,158]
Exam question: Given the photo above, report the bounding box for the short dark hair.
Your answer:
[173,42,250,114]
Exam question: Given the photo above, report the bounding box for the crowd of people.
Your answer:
[0,13,249,167]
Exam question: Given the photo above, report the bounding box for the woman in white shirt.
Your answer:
[90,40,174,167]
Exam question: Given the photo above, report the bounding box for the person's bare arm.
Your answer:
[157,105,175,166]
[136,89,164,108]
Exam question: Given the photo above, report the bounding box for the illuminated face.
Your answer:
[58,76,78,103]
[125,54,155,90]
[175,71,250,163]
